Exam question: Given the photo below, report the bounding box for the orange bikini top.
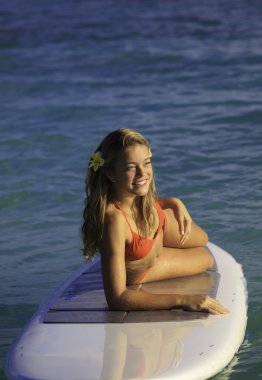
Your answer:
[116,203,167,262]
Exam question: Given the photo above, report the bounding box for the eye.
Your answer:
[125,165,136,171]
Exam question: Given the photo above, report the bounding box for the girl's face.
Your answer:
[109,144,153,199]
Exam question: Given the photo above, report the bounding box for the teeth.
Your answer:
[133,180,147,185]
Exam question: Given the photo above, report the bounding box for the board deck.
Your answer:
[43,260,219,323]
[6,242,247,380]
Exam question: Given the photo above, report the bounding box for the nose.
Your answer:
[136,165,145,177]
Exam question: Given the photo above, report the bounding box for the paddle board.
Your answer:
[6,242,247,380]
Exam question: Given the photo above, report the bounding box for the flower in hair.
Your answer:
[148,147,152,158]
[89,151,105,172]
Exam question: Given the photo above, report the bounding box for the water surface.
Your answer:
[1,0,261,378]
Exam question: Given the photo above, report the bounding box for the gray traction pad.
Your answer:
[44,256,220,324]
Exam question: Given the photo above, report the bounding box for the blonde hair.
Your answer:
[82,128,158,260]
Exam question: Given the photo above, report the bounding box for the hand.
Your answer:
[184,295,229,315]
[174,199,192,245]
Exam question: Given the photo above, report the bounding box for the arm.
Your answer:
[100,211,228,314]
[158,197,192,244]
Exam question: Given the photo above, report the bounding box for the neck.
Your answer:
[118,197,137,210]
[110,192,139,211]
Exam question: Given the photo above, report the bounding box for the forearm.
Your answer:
[158,197,195,244]
[158,197,182,211]
[107,288,228,315]
[108,288,191,311]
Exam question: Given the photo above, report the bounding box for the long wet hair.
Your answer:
[82,128,158,260]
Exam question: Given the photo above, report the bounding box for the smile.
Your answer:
[133,179,148,186]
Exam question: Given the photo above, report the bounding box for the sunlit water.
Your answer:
[1,0,261,378]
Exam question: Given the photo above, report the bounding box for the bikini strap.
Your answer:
[115,203,134,234]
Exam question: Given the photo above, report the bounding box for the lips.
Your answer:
[133,179,148,186]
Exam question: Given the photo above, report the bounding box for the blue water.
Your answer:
[1,0,261,378]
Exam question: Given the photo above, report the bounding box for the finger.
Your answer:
[184,218,192,233]
[178,216,184,236]
[181,230,190,244]
[200,297,229,315]
[207,301,229,315]
[211,299,229,314]
[180,221,191,244]
[180,232,189,245]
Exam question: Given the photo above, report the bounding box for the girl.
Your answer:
[82,128,228,315]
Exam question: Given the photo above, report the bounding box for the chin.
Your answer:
[133,186,150,197]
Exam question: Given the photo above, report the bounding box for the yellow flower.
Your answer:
[89,151,105,172]
[148,147,152,158]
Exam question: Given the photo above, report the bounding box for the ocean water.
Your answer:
[0,0,261,379]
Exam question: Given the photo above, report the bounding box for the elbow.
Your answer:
[197,225,208,246]
[106,291,131,311]
[207,251,214,269]
[107,300,127,311]
[108,303,128,311]
[203,230,209,246]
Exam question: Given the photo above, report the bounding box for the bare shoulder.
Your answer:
[104,204,125,231]
[102,204,129,245]
[100,205,127,259]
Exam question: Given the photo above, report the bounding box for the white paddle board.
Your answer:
[6,242,247,380]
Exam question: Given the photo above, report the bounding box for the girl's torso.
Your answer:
[113,202,166,285]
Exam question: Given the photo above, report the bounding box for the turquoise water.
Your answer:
[1,0,261,378]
